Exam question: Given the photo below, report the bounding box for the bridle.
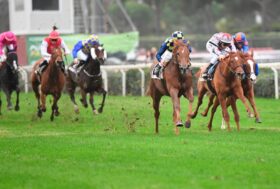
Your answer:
[220,54,244,79]
[173,44,191,75]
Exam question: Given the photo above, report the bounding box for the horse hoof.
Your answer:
[98,107,103,113]
[185,121,191,128]
[7,106,13,111]
[255,118,262,123]
[200,112,207,117]
[15,106,20,111]
[42,108,46,112]
[190,113,197,119]
[221,125,226,130]
[55,111,60,116]
[74,105,79,114]
[93,109,99,115]
[50,116,54,121]
[176,122,183,127]
[37,111,42,118]
[248,113,254,118]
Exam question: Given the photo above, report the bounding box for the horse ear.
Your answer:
[90,48,97,59]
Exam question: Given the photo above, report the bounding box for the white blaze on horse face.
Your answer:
[234,56,238,61]
[90,48,97,59]
[104,50,107,59]
[247,59,256,81]
[13,60,18,70]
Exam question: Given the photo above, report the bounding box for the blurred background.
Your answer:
[1,0,280,97]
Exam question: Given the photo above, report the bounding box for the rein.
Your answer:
[83,69,101,78]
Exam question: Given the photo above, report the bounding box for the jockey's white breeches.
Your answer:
[77,50,88,61]
[160,50,173,64]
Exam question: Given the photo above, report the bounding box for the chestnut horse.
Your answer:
[31,48,65,121]
[149,40,193,134]
[200,52,261,125]
[0,52,20,114]
[191,52,252,131]
[66,45,107,115]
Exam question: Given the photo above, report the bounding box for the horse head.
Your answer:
[172,40,191,75]
[90,45,107,65]
[50,48,64,70]
[5,52,19,74]
[241,51,257,83]
[223,52,244,80]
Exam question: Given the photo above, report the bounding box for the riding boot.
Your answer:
[74,60,85,73]
[202,63,213,79]
[35,60,48,76]
[152,63,163,79]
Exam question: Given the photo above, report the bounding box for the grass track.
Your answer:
[0,93,280,189]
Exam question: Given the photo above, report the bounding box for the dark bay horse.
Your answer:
[31,48,65,121]
[199,52,261,125]
[149,40,194,134]
[66,45,107,115]
[0,52,20,114]
[191,52,253,131]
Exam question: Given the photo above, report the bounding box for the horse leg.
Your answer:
[32,80,42,117]
[207,97,220,131]
[170,88,182,135]
[218,95,231,131]
[66,78,79,114]
[184,87,194,128]
[0,92,2,115]
[97,88,107,113]
[89,92,98,115]
[80,89,88,108]
[54,93,61,116]
[191,87,207,119]
[14,87,20,111]
[152,90,162,134]
[234,89,252,118]
[247,91,261,123]
[4,90,12,110]
[40,93,47,112]
[201,94,215,117]
[229,97,240,131]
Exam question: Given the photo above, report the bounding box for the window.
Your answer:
[32,0,59,11]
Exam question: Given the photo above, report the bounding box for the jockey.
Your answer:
[0,31,17,63]
[202,32,237,79]
[233,32,259,78]
[233,32,249,53]
[72,34,101,71]
[35,26,70,76]
[152,31,192,79]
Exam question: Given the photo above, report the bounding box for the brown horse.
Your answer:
[31,48,65,121]
[149,40,193,134]
[191,52,253,131]
[200,52,261,124]
[66,45,107,115]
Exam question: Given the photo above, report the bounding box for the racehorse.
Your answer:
[0,52,20,114]
[31,48,65,121]
[200,52,261,128]
[66,45,107,115]
[191,52,253,131]
[148,40,194,134]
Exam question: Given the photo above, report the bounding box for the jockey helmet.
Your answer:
[89,34,99,41]
[220,33,232,44]
[49,30,60,39]
[172,31,184,40]
[4,31,16,41]
[234,32,246,43]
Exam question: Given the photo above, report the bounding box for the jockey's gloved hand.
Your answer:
[73,58,79,64]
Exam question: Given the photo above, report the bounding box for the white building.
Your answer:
[8,0,74,35]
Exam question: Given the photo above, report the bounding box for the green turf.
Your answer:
[0,93,280,189]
